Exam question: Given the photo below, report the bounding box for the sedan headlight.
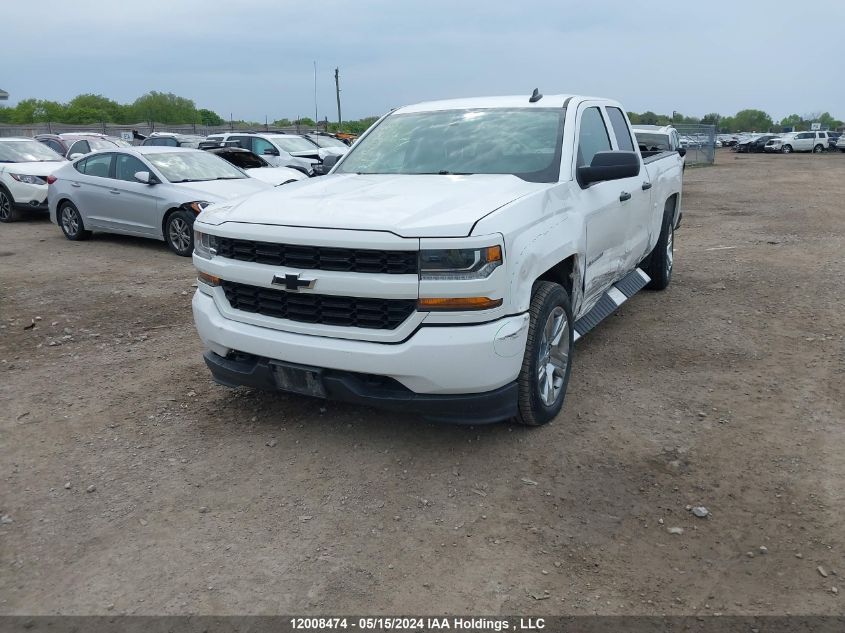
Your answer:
[194,230,219,259]
[187,201,211,213]
[419,245,502,280]
[9,174,46,185]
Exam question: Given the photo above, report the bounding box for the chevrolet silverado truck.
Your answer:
[191,92,683,425]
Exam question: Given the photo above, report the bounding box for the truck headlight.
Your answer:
[194,230,219,259]
[419,245,502,280]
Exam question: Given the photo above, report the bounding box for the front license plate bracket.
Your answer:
[271,362,327,398]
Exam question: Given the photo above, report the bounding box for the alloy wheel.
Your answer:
[0,192,10,220]
[61,206,79,236]
[169,217,191,253]
[536,307,570,406]
[666,225,674,273]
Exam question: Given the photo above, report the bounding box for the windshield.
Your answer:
[309,135,347,148]
[634,133,671,151]
[336,108,565,182]
[0,140,65,163]
[269,136,321,153]
[145,151,247,182]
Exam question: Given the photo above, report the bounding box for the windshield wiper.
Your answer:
[213,176,244,180]
[420,170,473,176]
[171,178,204,183]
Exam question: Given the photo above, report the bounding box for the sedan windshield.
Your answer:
[336,108,565,182]
[269,136,320,153]
[0,140,65,163]
[309,135,347,148]
[145,151,247,182]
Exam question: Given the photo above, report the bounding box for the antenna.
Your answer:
[529,88,543,103]
[313,61,318,122]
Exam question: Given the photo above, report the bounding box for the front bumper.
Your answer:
[193,289,528,405]
[9,182,48,209]
[203,350,518,424]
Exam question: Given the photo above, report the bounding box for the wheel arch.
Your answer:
[536,253,583,315]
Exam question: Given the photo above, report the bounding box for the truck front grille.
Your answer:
[221,281,416,330]
[215,238,418,275]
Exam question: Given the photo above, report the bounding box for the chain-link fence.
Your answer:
[0,120,329,140]
[673,123,716,165]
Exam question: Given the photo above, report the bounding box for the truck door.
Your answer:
[604,106,653,267]
[577,105,630,305]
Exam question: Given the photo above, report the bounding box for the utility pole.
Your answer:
[313,61,318,124]
[335,67,342,127]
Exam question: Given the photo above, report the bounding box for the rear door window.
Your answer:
[576,107,612,167]
[77,153,114,178]
[605,107,635,152]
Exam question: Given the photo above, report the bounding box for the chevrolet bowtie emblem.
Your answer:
[272,273,316,292]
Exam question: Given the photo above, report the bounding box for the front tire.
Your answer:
[58,201,91,240]
[0,186,21,223]
[782,145,793,154]
[514,282,574,426]
[165,210,195,256]
[643,204,674,290]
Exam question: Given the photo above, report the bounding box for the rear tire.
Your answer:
[514,282,574,427]
[643,204,675,290]
[813,144,824,153]
[58,201,91,240]
[782,145,793,154]
[165,210,195,256]
[0,186,21,223]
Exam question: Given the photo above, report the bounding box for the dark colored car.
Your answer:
[140,133,205,148]
[35,133,127,159]
[736,135,779,153]
[827,132,841,150]
[203,146,273,170]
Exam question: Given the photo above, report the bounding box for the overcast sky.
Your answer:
[3,0,844,122]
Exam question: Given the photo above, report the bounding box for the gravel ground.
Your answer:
[1,150,843,615]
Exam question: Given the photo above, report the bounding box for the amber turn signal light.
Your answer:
[418,296,503,311]
[198,272,221,287]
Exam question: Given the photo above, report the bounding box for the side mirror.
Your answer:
[576,151,640,188]
[678,148,687,157]
[263,148,279,156]
[69,153,84,160]
[321,154,339,173]
[134,171,156,185]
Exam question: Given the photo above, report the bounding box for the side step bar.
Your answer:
[573,268,650,342]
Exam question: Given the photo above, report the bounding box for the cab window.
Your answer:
[605,107,634,152]
[576,107,611,167]
[253,137,278,156]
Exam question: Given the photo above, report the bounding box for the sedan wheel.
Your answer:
[165,210,195,257]
[58,203,91,240]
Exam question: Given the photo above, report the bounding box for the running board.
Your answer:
[573,268,650,342]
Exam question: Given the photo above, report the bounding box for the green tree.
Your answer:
[701,112,722,127]
[65,94,123,123]
[198,108,224,126]
[129,91,200,124]
[295,117,316,127]
[272,118,292,127]
[732,109,773,132]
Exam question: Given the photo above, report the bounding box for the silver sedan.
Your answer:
[48,146,272,256]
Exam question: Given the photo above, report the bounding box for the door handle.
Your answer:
[109,189,121,195]
[641,182,652,190]
[619,191,632,202]
[71,182,81,188]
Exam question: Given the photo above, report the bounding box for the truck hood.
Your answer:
[170,177,271,201]
[198,173,543,237]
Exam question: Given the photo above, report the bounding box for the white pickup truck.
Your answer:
[191,92,683,425]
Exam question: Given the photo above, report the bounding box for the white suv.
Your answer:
[204,133,322,175]
[770,131,830,153]
[0,138,67,222]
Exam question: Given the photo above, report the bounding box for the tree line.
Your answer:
[628,109,843,133]
[1,92,841,135]
[0,91,380,134]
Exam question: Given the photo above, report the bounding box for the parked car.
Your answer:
[35,133,128,159]
[201,146,308,186]
[203,132,322,175]
[304,133,350,156]
[48,147,271,255]
[191,92,683,426]
[632,125,683,154]
[736,134,779,153]
[826,132,841,150]
[768,131,830,153]
[140,132,206,148]
[836,135,845,152]
[0,137,67,222]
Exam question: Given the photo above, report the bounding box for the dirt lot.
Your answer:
[1,151,844,616]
